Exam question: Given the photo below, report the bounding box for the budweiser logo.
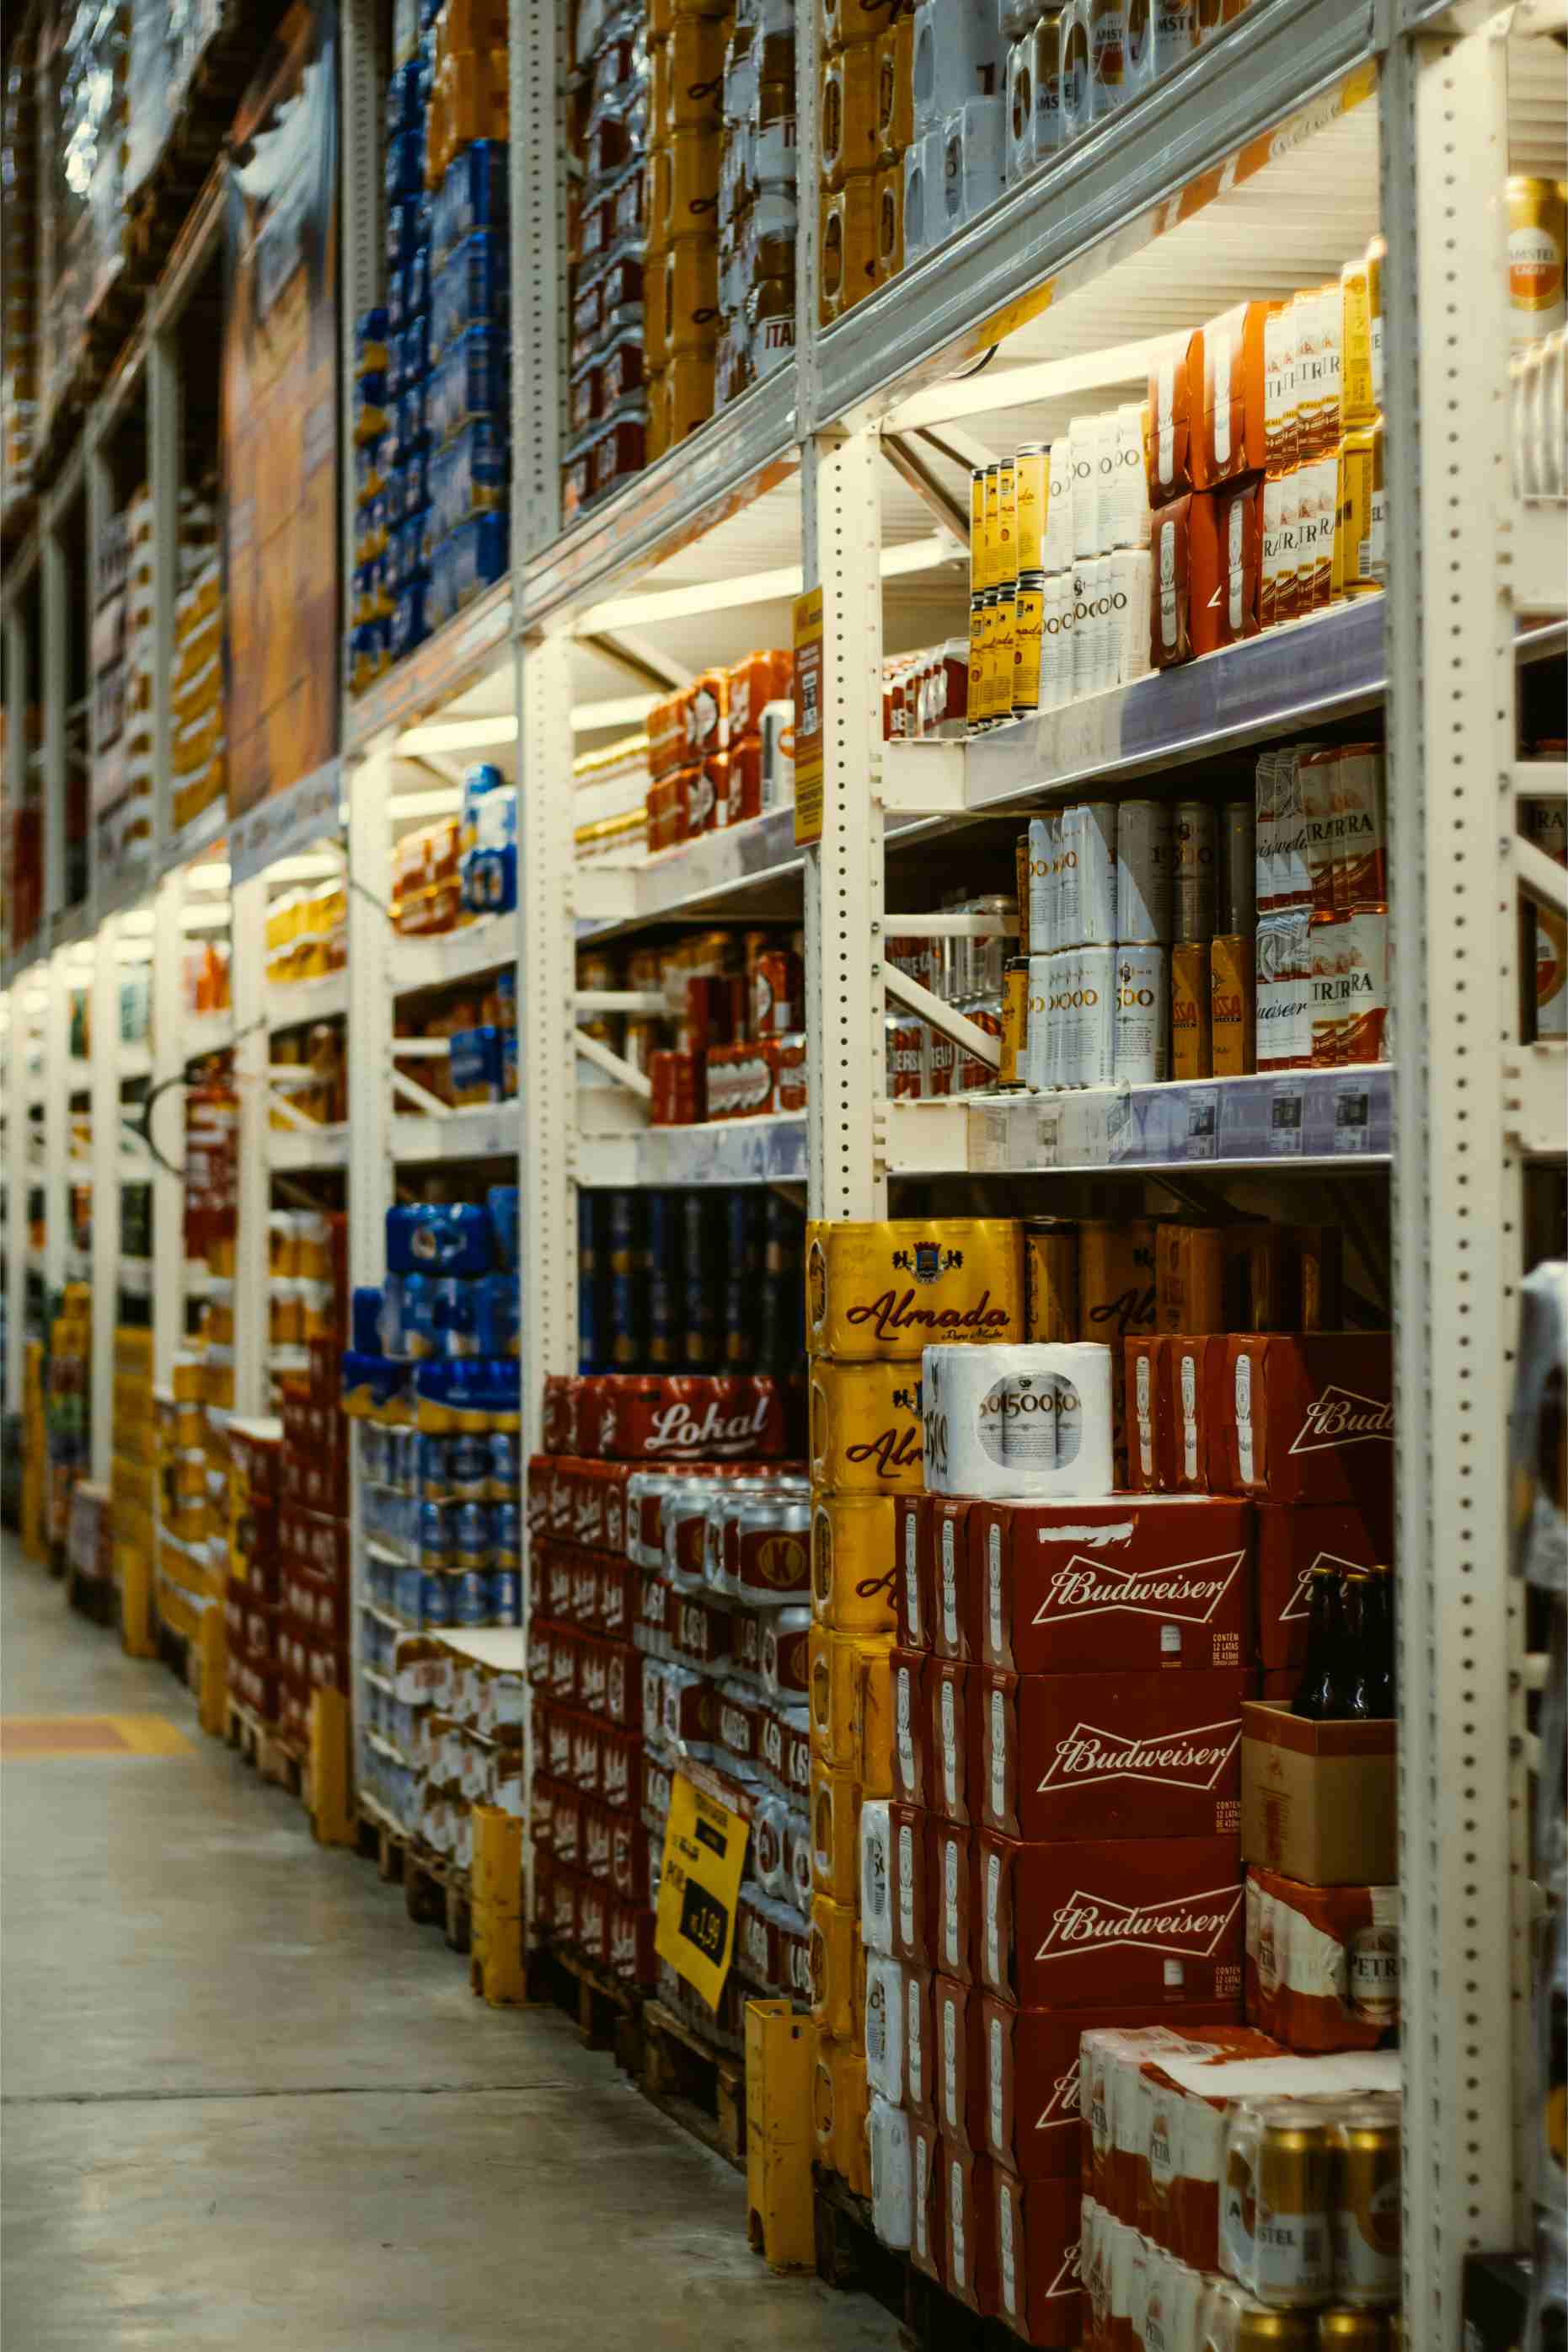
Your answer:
[1288,1386,1393,1453]
[844,1288,1013,1341]
[1045,2240,1084,2300]
[1038,1717,1241,1792]
[644,1396,773,1455]
[1035,2062,1080,2131]
[1282,1547,1365,1622]
[1030,1547,1246,1626]
[1036,1883,1243,1962]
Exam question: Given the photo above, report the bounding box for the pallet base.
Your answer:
[813,2167,1028,2352]
[66,1569,115,1627]
[226,1700,302,1796]
[355,1810,471,1953]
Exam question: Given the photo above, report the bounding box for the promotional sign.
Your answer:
[655,1771,749,2008]
[222,0,340,825]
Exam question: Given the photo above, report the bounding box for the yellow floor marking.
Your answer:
[0,1714,195,1759]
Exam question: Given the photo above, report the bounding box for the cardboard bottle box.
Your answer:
[993,2170,1084,2349]
[934,1969,987,2153]
[933,1815,978,1984]
[977,1495,1254,1674]
[977,1831,1245,2009]
[891,1646,928,1807]
[978,1664,1253,1842]
[928,1655,981,1827]
[945,2142,999,2317]
[905,1959,936,2120]
[932,1495,982,1660]
[895,1491,934,1650]
[1240,1698,1398,1885]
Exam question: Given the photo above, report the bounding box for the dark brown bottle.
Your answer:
[1343,1561,1395,1720]
[1293,1562,1351,1719]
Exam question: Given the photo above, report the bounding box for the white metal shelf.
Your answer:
[342,577,511,758]
[575,1113,807,1189]
[183,1011,234,1062]
[117,1043,153,1083]
[390,1101,520,1165]
[266,973,349,1032]
[270,1122,351,1173]
[388,919,518,995]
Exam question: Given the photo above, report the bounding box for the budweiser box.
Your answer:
[1255,1496,1394,1674]
[982,1997,1242,2181]
[934,1970,987,2153]
[928,1656,982,1828]
[978,1497,1254,1674]
[895,1492,933,1650]
[931,1497,982,1661]
[993,2170,1083,2349]
[1211,1333,1394,1507]
[979,1666,1254,1842]
[977,1832,1245,2011]
[1241,1700,1397,1886]
[945,2142,998,2316]
[1244,1863,1399,2051]
[910,2116,945,2283]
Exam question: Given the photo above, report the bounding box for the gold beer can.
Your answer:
[1233,2311,1318,2349]
[970,467,989,596]
[1000,956,1029,1088]
[1015,442,1047,572]
[1317,2312,1389,2348]
[996,456,1018,588]
[983,463,1002,587]
[1341,421,1384,597]
[992,593,1018,725]
[1211,932,1257,1076]
[1172,940,1214,1080]
[1076,1219,1157,1350]
[1255,2103,1335,2306]
[811,1493,899,1633]
[1507,174,1567,343]
[1024,1219,1079,1342]
[1330,2105,1401,2309]
[807,1218,1024,1359]
[1014,834,1031,956]
[809,1358,925,1493]
[1013,573,1045,715]
[1340,254,1375,428]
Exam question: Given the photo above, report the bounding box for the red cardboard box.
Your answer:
[982,1996,1244,2181]
[895,1492,933,1651]
[977,1833,1245,2009]
[1157,1333,1229,1495]
[904,1962,936,2120]
[1125,1336,1173,1493]
[1213,1333,1394,1506]
[928,1657,981,1828]
[595,1374,790,1462]
[1255,1497,1394,1673]
[934,1970,987,2152]
[892,1647,928,1808]
[933,1816,977,1984]
[978,1497,1253,1675]
[910,2118,946,2284]
[891,1799,935,1969]
[945,2145,999,2316]
[978,1666,1252,1842]
[993,2171,1084,2349]
[932,1497,982,1660]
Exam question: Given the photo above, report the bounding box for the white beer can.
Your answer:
[1076,944,1116,1088]
[1113,942,1169,1085]
[1115,799,1171,943]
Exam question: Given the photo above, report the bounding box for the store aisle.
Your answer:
[0,1540,899,2352]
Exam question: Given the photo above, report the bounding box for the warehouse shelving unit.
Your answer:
[3,0,1564,2328]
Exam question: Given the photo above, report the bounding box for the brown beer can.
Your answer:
[1023,1219,1078,1342]
[1211,932,1256,1076]
[1171,940,1213,1080]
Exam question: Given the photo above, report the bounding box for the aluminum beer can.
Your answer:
[1317,2314,1390,2349]
[1329,2104,1401,2309]
[1078,801,1118,944]
[1309,916,1348,1067]
[1027,817,1055,954]
[1000,956,1029,1086]
[1333,744,1387,909]
[1272,748,1311,908]
[1222,2102,1334,2308]
[1339,904,1389,1067]
[1075,944,1116,1087]
[1255,911,1292,1071]
[1115,799,1172,943]
[1283,903,1314,1067]
[1299,747,1340,919]
[1026,953,1053,1091]
[1210,932,1256,1075]
[1113,942,1169,1085]
[1170,940,1212,1080]
[1255,749,1280,912]
[1050,945,1078,1088]
[995,456,1018,590]
[1221,798,1257,934]
[1024,1219,1078,1341]
[1014,443,1047,572]
[1013,574,1044,714]
[886,1011,927,1098]
[809,1358,925,1493]
[970,467,989,594]
[1173,801,1217,942]
[805,1218,1025,1360]
[810,1493,898,1632]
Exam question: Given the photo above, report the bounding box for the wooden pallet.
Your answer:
[226,1699,302,1796]
[66,1567,115,1627]
[540,1946,645,2075]
[812,2167,1026,2352]
[640,1996,746,2172]
[354,1810,472,1954]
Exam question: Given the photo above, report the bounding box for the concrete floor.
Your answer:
[0,1540,900,2352]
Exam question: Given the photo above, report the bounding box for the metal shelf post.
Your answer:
[149,872,185,1393]
[230,873,269,1422]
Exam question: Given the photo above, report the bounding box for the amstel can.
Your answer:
[1254,2103,1335,2306]
[1228,2306,1317,2348]
[1316,2312,1390,2349]
[1329,2105,1401,2308]
[809,1358,925,1494]
[811,1493,899,1633]
[1024,1219,1078,1342]
[806,1219,1025,1360]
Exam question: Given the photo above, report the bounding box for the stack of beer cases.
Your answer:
[805,1219,1025,2209]
[527,1364,802,2001]
[643,9,723,460]
[713,4,796,414]
[275,1358,353,1753]
[225,1419,284,1728]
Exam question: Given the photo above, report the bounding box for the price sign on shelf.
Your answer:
[1333,1079,1372,1153]
[1183,1087,1219,1162]
[655,1772,749,2008]
[1268,1079,1304,1155]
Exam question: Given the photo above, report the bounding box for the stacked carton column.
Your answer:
[805,1219,1025,2212]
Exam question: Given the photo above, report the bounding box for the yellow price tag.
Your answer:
[792,587,825,848]
[654,1772,750,2011]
